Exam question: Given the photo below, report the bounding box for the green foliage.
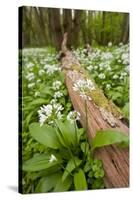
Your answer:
[92,129,129,150]
[62,157,82,181]
[29,123,61,149]
[74,169,87,190]
[55,119,78,147]
[23,153,62,172]
[21,45,129,193]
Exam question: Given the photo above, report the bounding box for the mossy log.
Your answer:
[60,33,129,188]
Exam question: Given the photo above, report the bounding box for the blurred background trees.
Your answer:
[20,7,129,49]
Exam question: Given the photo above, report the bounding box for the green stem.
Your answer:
[84,99,91,159]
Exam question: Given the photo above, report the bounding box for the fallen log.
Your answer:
[60,33,129,188]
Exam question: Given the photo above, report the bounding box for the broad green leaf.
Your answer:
[55,120,78,147]
[92,129,129,150]
[62,157,82,181]
[74,169,87,190]
[29,122,61,149]
[35,172,62,193]
[54,176,72,192]
[23,153,62,172]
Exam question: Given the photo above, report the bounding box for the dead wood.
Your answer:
[60,33,129,188]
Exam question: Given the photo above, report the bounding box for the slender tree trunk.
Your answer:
[63,9,73,49]
[48,8,62,50]
[101,11,106,45]
[121,13,129,44]
[72,10,81,48]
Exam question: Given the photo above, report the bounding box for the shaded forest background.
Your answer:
[21,6,129,49]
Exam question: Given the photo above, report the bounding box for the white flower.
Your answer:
[94,66,98,70]
[38,69,45,76]
[106,67,111,71]
[53,103,64,113]
[27,62,34,69]
[26,72,35,81]
[53,91,63,99]
[121,53,129,65]
[43,105,53,116]
[73,79,95,100]
[49,154,57,163]
[98,73,105,79]
[118,59,121,63]
[38,104,52,118]
[87,65,93,71]
[113,74,118,79]
[57,111,63,119]
[108,42,112,47]
[67,111,80,123]
[52,81,62,90]
[106,84,111,90]
[44,64,60,75]
[36,79,41,84]
[27,83,35,88]
[39,114,48,126]
[50,99,57,105]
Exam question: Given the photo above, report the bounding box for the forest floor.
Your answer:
[20,43,129,193]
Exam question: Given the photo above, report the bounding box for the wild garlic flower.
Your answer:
[52,80,62,90]
[26,72,35,81]
[113,74,119,79]
[44,64,60,75]
[67,111,80,123]
[53,91,63,99]
[98,73,105,79]
[27,83,35,88]
[106,84,111,90]
[87,65,93,71]
[38,69,45,76]
[49,154,57,163]
[73,79,95,92]
[38,102,64,126]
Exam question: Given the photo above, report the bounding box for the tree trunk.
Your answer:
[101,11,106,45]
[63,9,73,49]
[48,8,62,50]
[72,10,81,48]
[60,33,129,188]
[121,13,129,44]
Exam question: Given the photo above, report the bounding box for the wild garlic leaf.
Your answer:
[92,129,129,150]
[29,122,61,149]
[74,169,87,190]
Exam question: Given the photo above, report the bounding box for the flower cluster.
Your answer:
[38,101,64,126]
[73,79,95,99]
[44,64,61,75]
[67,111,80,124]
[52,80,62,90]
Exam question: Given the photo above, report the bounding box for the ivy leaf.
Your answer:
[74,169,87,191]
[29,122,61,149]
[91,129,129,150]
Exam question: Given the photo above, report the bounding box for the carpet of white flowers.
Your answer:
[21,43,129,193]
